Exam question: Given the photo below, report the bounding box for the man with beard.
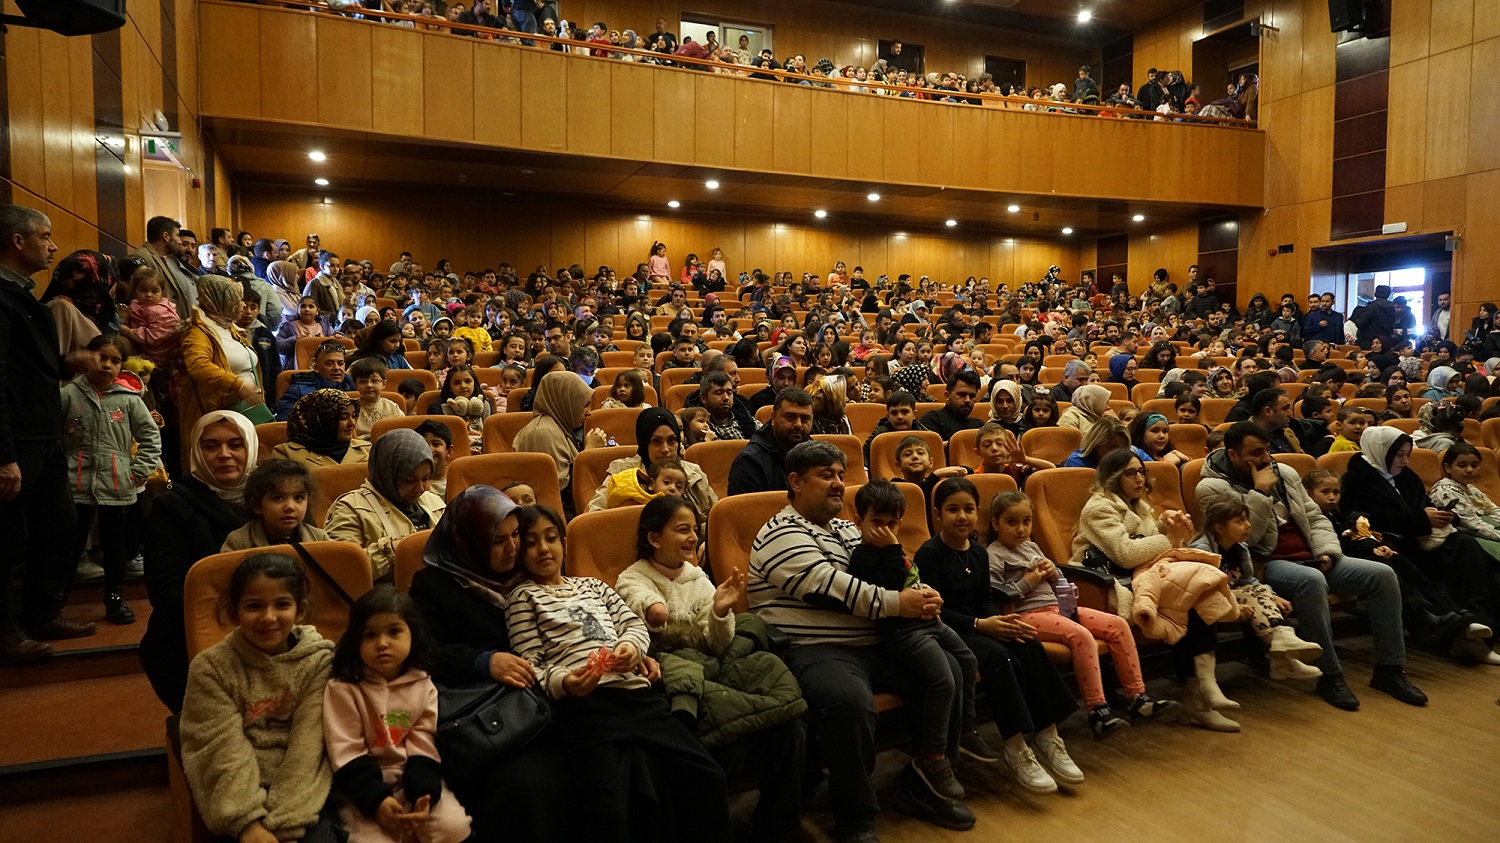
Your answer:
[728,388,813,494]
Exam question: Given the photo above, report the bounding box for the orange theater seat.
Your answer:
[868,430,945,481]
[585,407,645,446]
[813,434,868,487]
[394,530,432,592]
[707,492,792,613]
[567,507,653,586]
[371,415,470,453]
[570,445,639,514]
[1168,424,1208,460]
[255,422,288,461]
[482,412,534,453]
[839,482,930,559]
[683,439,749,500]
[310,463,371,528]
[1020,426,1082,466]
[446,452,566,513]
[1025,468,1096,564]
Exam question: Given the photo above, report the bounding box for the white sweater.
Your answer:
[615,560,735,655]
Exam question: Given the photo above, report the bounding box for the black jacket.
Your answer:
[409,566,513,686]
[0,266,65,464]
[919,405,981,442]
[1338,455,1432,553]
[728,424,787,496]
[139,478,245,712]
[1352,298,1397,346]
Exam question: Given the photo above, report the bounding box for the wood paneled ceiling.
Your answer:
[207,118,1237,240]
[841,0,1204,41]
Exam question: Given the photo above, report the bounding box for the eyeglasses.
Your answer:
[1119,467,1145,479]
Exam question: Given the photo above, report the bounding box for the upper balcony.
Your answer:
[200,1,1265,231]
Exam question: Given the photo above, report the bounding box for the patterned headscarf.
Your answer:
[195,274,243,328]
[422,485,523,605]
[286,388,356,460]
[988,379,1023,423]
[42,249,118,331]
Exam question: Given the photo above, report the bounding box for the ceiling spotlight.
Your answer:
[1006,204,1020,213]
[867,193,881,202]
[814,209,828,218]
[314,178,329,186]
[1132,214,1146,222]
[1061,227,1075,235]
[308,150,327,162]
[520,168,535,175]
[1078,10,1093,23]
[705,180,720,189]
[667,200,681,208]
[945,219,958,227]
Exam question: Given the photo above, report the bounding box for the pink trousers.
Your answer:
[1021,605,1145,709]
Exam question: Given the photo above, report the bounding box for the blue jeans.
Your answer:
[1262,556,1406,675]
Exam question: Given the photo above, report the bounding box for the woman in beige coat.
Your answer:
[271,389,372,468]
[324,428,444,581]
[513,370,608,503]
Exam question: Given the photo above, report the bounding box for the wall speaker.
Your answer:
[7,0,126,36]
[1328,0,1365,32]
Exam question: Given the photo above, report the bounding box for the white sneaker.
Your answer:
[124,555,145,578]
[1002,743,1057,794]
[1029,732,1084,785]
[75,560,105,583]
[1452,637,1500,665]
[1466,623,1493,641]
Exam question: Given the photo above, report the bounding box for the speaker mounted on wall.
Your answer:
[1329,0,1386,34]
[0,0,126,37]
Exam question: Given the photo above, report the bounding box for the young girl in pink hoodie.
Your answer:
[324,586,471,843]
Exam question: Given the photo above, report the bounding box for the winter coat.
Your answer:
[656,613,808,748]
[324,479,445,580]
[1128,548,1239,643]
[270,439,372,468]
[1338,454,1433,552]
[220,521,331,553]
[61,372,162,505]
[1071,491,1172,570]
[1197,448,1341,561]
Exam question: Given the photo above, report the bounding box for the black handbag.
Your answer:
[435,681,551,780]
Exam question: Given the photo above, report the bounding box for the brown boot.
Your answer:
[0,626,53,662]
[28,618,97,640]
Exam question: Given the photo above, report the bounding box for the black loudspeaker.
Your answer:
[1328,0,1365,32]
[10,0,126,36]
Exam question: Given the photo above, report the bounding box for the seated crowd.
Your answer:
[311,1,1255,123]
[5,203,1500,843]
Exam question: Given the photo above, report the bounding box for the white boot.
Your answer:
[1465,623,1493,640]
[1194,651,1240,710]
[1451,637,1500,665]
[1269,625,1323,663]
[1175,678,1240,732]
[1269,654,1323,680]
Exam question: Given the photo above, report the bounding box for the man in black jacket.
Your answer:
[728,389,813,495]
[0,205,96,660]
[919,369,982,442]
[1351,284,1397,347]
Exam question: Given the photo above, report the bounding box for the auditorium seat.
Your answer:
[706,492,791,613]
[1020,426,1081,466]
[394,529,432,592]
[254,422,288,461]
[1025,468,1095,563]
[482,412,533,453]
[683,439,749,500]
[585,407,645,446]
[838,482,929,559]
[868,430,945,481]
[371,415,469,451]
[567,507,651,586]
[310,463,371,528]
[1169,423,1208,459]
[446,452,566,513]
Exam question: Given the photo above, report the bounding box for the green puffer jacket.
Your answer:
[657,614,807,748]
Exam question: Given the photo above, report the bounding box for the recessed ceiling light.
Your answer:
[667,200,681,208]
[308,150,327,162]
[867,193,881,202]
[520,168,535,175]
[1006,204,1020,213]
[1132,214,1146,222]
[705,180,720,189]
[814,209,828,218]
[1061,227,1075,235]
[314,178,329,186]
[1078,10,1093,23]
[945,219,958,227]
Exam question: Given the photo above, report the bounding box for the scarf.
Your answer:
[1359,426,1410,484]
[635,407,681,465]
[369,428,435,524]
[1070,384,1111,419]
[1426,365,1460,397]
[188,410,260,505]
[1156,367,1185,398]
[422,486,523,608]
[42,250,117,331]
[195,274,243,329]
[286,388,356,461]
[1108,352,1135,383]
[988,380,1023,423]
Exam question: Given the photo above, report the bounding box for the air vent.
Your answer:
[1277,244,1294,254]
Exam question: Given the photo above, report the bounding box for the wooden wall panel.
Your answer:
[806,91,849,179]
[771,87,812,173]
[424,37,476,142]
[652,71,695,163]
[845,96,884,183]
[201,3,261,117]
[566,58,615,157]
[732,81,775,172]
[520,49,568,152]
[1424,47,1471,180]
[316,18,373,130]
[473,46,522,147]
[371,27,425,138]
[258,12,317,123]
[609,62,655,161]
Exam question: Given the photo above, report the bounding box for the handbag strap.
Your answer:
[289,539,356,606]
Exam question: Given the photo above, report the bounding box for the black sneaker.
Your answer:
[959,728,1001,762]
[910,756,965,800]
[1316,673,1360,711]
[1126,692,1180,720]
[1369,666,1428,706]
[104,593,136,625]
[1088,705,1129,740]
[894,766,976,831]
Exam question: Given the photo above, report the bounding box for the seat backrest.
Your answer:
[1475,447,1500,505]
[847,403,887,443]
[1131,382,1160,406]
[967,473,1019,546]
[839,482,930,560]
[310,463,372,528]
[446,452,565,513]
[1277,453,1316,479]
[566,507,653,586]
[1281,382,1308,400]
[600,351,636,368]
[1199,398,1238,426]
[868,430,945,481]
[1463,417,1482,446]
[1315,450,1357,478]
[1382,417,1421,435]
[394,529,431,592]
[1100,383,1128,401]
[589,384,660,411]
[1345,398,1387,413]
[1144,460,1186,521]
[1019,426,1082,466]
[659,367,698,393]
[482,412,534,454]
[504,388,531,412]
[1140,398,1176,419]
[585,407,645,446]
[296,335,354,369]
[1169,423,1208,459]
[391,368,438,395]
[949,428,981,470]
[413,390,442,415]
[371,415,469,453]
[1025,468,1096,563]
[255,422,289,461]
[1181,458,1206,521]
[663,384,698,412]
[568,445,638,514]
[707,491,790,612]
[813,434,868,487]
[275,369,308,400]
[406,351,429,370]
[683,439,749,500]
[1406,447,1442,491]
[1485,418,1500,452]
[1108,399,1136,416]
[184,541,373,659]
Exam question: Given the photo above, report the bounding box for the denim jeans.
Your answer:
[1262,556,1406,674]
[880,619,977,754]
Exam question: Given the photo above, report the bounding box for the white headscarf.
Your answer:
[1358,425,1408,483]
[187,410,260,504]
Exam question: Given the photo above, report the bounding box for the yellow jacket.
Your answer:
[177,316,257,463]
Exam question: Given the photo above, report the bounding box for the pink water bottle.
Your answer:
[1056,576,1079,620]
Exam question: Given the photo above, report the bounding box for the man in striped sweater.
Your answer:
[748,440,973,842]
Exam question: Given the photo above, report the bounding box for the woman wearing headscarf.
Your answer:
[264,259,305,322]
[178,275,265,464]
[272,388,372,467]
[408,486,571,841]
[1057,383,1112,437]
[1423,365,1462,401]
[1155,367,1187,399]
[514,370,607,498]
[586,408,717,531]
[1107,352,1140,393]
[324,428,444,582]
[1339,427,1500,663]
[140,411,258,712]
[41,249,117,355]
[987,379,1025,434]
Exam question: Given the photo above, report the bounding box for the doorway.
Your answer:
[684,18,772,57]
[1310,232,1453,342]
[984,56,1027,94]
[1192,20,1260,104]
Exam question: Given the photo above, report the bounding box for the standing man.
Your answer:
[1304,292,1346,344]
[1351,284,1397,347]
[0,206,97,660]
[133,215,199,314]
[289,232,321,272]
[1431,291,1451,340]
